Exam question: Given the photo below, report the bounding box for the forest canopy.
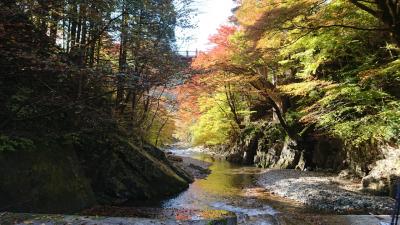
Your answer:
[176,0,400,166]
[0,0,196,147]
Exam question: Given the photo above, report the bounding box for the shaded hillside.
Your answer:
[0,2,191,213]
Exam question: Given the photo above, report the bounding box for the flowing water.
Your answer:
[154,147,315,225]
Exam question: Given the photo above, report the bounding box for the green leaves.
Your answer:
[298,83,400,147]
[0,135,34,152]
[191,93,236,146]
[185,0,400,154]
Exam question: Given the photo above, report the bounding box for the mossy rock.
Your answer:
[73,133,191,204]
[0,139,96,213]
[227,121,286,166]
[0,133,192,213]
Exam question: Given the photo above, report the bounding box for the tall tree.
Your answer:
[350,0,400,45]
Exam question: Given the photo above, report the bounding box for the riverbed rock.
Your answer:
[225,121,310,170]
[227,122,287,166]
[275,139,301,169]
[277,214,392,225]
[254,139,302,169]
[227,127,262,165]
[167,155,211,180]
[254,144,281,168]
[361,145,400,197]
[74,133,191,205]
[0,210,238,225]
[0,140,96,214]
[0,133,193,213]
[168,154,184,162]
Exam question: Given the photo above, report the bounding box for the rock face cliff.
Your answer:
[361,146,400,197]
[225,122,306,170]
[74,133,192,205]
[225,122,294,168]
[0,140,96,214]
[224,120,399,197]
[0,134,191,213]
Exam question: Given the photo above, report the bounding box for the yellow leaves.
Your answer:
[199,210,231,220]
[256,32,285,50]
[358,59,400,85]
[279,80,333,96]
[358,68,380,81]
[235,0,266,26]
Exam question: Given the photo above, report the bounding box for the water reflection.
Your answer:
[161,149,279,224]
[158,148,319,225]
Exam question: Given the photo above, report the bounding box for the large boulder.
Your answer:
[227,122,286,165]
[143,143,193,183]
[0,133,192,213]
[275,139,301,169]
[227,121,306,170]
[227,127,262,165]
[254,142,283,168]
[74,133,191,205]
[255,138,302,169]
[362,145,400,197]
[0,139,96,214]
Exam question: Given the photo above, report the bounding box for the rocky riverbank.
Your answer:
[0,209,237,225]
[0,137,194,214]
[164,146,396,218]
[256,169,396,214]
[207,120,400,199]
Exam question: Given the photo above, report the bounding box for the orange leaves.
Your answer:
[174,25,249,141]
[192,26,237,70]
[209,26,237,47]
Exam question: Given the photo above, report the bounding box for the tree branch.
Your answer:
[349,0,380,18]
[293,23,389,31]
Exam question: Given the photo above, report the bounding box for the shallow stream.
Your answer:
[154,148,316,225]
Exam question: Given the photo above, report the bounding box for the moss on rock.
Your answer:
[0,132,192,213]
[0,139,96,213]
[72,132,190,204]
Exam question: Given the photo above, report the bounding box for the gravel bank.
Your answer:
[257,169,395,214]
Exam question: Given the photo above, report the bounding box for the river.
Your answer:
[154,147,316,225]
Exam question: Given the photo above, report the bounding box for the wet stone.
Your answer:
[0,210,237,225]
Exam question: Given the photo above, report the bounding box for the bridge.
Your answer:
[176,49,200,59]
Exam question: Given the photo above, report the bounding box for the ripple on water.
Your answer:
[161,149,280,224]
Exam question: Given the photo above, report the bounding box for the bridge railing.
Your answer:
[176,50,199,58]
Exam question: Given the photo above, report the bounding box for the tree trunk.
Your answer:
[66,17,71,52]
[350,0,400,46]
[116,2,128,109]
[75,5,82,45]
[155,118,169,147]
[49,9,59,45]
[224,84,244,129]
[249,78,298,140]
[69,2,77,48]
[96,36,101,64]
[80,18,87,64]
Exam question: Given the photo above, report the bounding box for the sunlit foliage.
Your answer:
[179,0,400,165]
